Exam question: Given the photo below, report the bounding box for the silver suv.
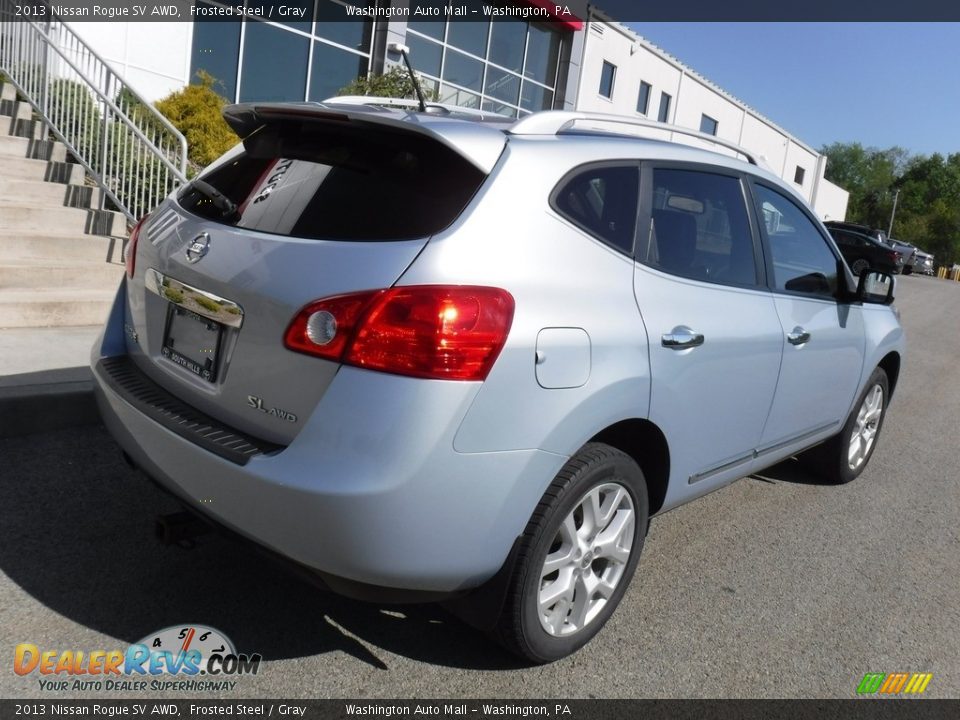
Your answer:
[92,102,904,663]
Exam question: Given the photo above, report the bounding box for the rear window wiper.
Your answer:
[189,179,239,222]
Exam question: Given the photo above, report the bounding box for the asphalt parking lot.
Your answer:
[1,274,958,700]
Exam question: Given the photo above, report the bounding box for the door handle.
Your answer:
[661,327,705,349]
[787,326,811,346]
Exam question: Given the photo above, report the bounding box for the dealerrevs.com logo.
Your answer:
[14,625,262,692]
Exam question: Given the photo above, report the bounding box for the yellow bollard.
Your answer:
[938,267,947,279]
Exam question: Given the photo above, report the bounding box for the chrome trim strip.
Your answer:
[688,420,841,485]
[688,453,753,485]
[145,268,244,329]
[754,421,840,459]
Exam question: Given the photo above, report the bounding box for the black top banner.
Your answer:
[2,0,960,22]
[2,700,960,720]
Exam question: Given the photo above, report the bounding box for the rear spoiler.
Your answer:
[222,102,507,174]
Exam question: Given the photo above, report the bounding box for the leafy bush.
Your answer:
[46,78,102,165]
[155,71,238,175]
[338,66,438,101]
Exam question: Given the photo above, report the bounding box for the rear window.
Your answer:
[177,120,487,241]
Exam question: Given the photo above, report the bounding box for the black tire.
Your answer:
[850,258,870,276]
[492,443,648,663]
[799,367,889,484]
[903,265,913,275]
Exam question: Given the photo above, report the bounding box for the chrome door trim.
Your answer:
[754,420,840,459]
[145,268,244,329]
[687,420,840,485]
[688,453,753,485]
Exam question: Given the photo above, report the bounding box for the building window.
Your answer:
[599,61,616,98]
[405,19,567,119]
[636,81,651,115]
[700,114,718,136]
[191,0,375,103]
[657,92,672,123]
[794,166,806,186]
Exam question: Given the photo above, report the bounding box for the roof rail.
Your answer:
[509,111,758,166]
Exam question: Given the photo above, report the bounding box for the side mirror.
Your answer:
[857,270,895,305]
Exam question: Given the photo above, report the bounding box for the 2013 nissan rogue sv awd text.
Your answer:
[91,101,904,663]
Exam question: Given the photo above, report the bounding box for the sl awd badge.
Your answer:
[247,395,298,423]
[185,232,210,263]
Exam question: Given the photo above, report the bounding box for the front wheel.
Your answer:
[493,443,648,663]
[799,367,889,484]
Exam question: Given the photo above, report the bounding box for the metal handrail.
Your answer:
[0,2,188,222]
[509,110,759,166]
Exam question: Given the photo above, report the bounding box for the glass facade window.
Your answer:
[658,92,672,122]
[190,4,566,117]
[700,114,718,136]
[637,81,651,115]
[405,17,567,119]
[794,166,806,186]
[239,20,309,102]
[599,61,616,98]
[190,0,374,103]
[190,3,241,100]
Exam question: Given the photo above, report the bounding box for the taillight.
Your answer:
[125,216,148,279]
[284,286,515,381]
[888,251,901,263]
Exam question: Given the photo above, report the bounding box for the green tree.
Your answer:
[155,71,238,175]
[337,66,438,101]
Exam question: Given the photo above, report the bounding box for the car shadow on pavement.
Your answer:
[0,425,527,671]
[750,457,834,486]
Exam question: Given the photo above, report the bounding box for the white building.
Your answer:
[65,3,847,219]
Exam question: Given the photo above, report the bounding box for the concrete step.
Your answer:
[0,178,101,209]
[0,287,115,328]
[0,202,127,237]
[0,98,32,122]
[0,259,123,290]
[0,155,85,184]
[0,231,123,263]
[0,83,15,102]
[0,134,66,162]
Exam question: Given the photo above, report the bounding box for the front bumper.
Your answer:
[91,286,563,594]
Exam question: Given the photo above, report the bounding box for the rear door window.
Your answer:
[177,120,487,241]
[640,167,760,287]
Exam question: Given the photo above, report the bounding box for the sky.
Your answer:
[624,23,960,158]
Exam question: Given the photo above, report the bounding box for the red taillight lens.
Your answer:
[125,216,147,279]
[284,286,515,381]
[888,251,900,263]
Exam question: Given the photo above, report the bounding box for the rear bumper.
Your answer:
[91,287,564,594]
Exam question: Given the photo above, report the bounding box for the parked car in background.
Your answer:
[91,101,905,663]
[887,239,919,274]
[913,249,935,276]
[824,221,888,245]
[827,227,903,276]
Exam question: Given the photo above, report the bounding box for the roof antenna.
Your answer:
[388,42,427,113]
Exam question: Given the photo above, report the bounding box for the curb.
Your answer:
[0,366,99,438]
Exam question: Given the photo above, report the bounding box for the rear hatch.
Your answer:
[123,104,504,444]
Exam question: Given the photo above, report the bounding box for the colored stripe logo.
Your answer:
[857,673,933,695]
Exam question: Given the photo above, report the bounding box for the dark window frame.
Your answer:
[657,92,672,123]
[599,61,617,99]
[636,81,652,115]
[699,114,718,136]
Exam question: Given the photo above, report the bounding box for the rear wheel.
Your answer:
[493,443,648,663]
[850,258,870,276]
[799,367,889,484]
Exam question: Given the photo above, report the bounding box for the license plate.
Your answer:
[162,306,223,382]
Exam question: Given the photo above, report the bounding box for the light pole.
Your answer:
[887,188,900,238]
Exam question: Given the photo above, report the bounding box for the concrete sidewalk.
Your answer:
[0,327,102,437]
